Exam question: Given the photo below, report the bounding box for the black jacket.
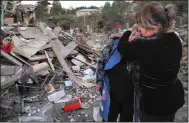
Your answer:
[117,31,185,116]
[106,57,133,102]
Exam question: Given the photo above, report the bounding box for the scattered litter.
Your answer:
[47,89,65,102]
[83,68,94,75]
[55,95,73,104]
[65,80,73,90]
[64,99,82,112]
[82,74,96,83]
[93,106,102,122]
[45,84,55,93]
[72,66,80,73]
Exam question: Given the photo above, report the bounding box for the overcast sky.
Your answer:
[21,1,114,9]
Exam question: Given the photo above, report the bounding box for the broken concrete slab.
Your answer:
[12,34,50,59]
[18,27,42,39]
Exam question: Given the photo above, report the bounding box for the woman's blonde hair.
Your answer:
[132,24,139,32]
[135,2,177,32]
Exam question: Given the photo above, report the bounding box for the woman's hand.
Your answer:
[96,84,103,95]
[129,31,141,42]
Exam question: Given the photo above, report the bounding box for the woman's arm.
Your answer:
[118,31,147,61]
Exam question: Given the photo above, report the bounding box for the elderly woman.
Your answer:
[117,2,185,122]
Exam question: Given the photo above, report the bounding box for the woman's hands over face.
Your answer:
[129,31,141,42]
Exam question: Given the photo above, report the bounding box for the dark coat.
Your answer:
[96,37,133,103]
[117,31,185,116]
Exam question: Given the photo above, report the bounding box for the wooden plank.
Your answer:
[62,42,77,59]
[51,39,83,87]
[71,56,96,69]
[45,51,55,70]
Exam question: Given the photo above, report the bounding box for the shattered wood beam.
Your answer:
[51,39,83,87]
[76,43,100,56]
[1,50,23,66]
[29,51,55,61]
[62,42,77,59]
[45,51,55,70]
[71,56,96,69]
[1,62,49,89]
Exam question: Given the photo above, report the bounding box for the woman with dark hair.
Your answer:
[118,2,185,122]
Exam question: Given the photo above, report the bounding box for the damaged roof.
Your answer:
[17,4,37,12]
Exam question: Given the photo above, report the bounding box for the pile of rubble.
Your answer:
[175,24,188,61]
[0,20,102,122]
[174,24,188,122]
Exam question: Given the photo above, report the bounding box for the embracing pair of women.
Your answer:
[96,2,185,122]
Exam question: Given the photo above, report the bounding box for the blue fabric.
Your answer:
[99,74,111,121]
[104,39,122,70]
[99,39,122,121]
